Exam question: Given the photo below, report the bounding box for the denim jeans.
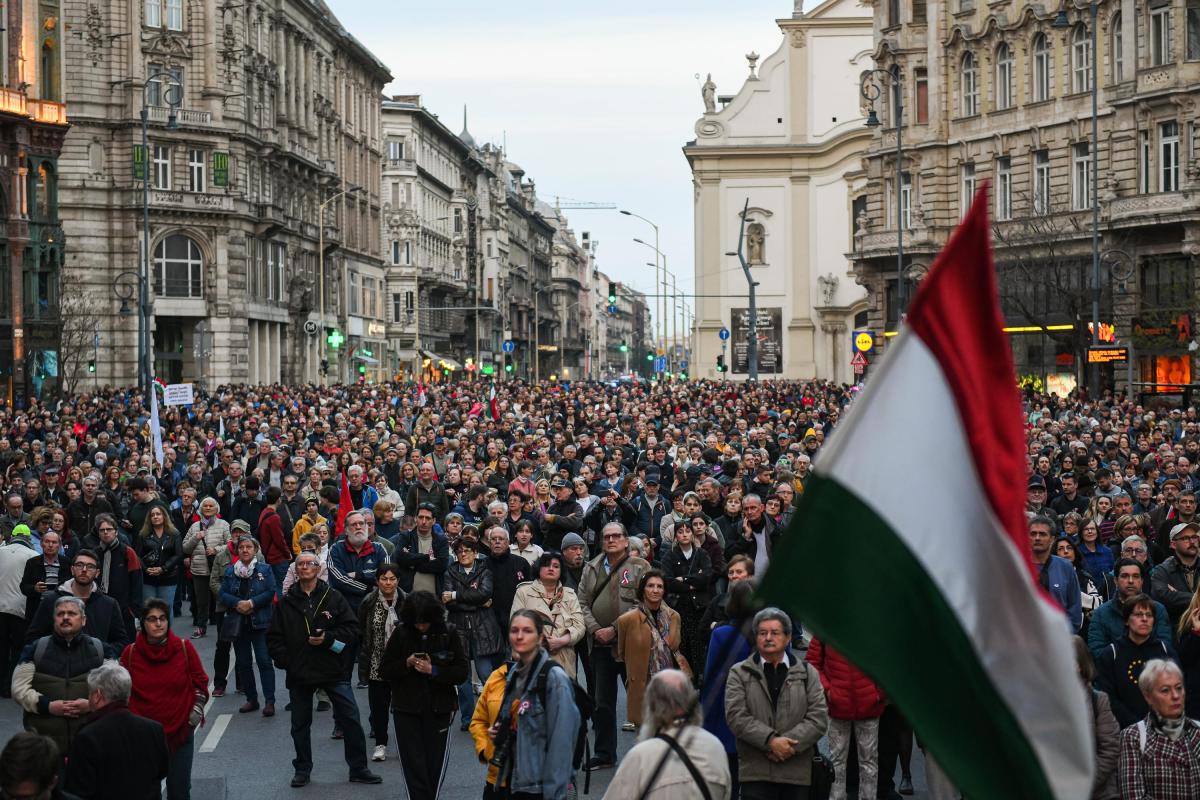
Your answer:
[288,681,368,776]
[270,561,289,600]
[456,654,499,723]
[166,728,195,800]
[233,628,275,704]
[143,584,177,626]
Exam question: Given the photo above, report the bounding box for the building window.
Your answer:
[1072,142,1092,210]
[1113,13,1125,79]
[387,139,404,162]
[960,53,978,116]
[403,240,412,265]
[145,0,160,27]
[453,208,463,235]
[144,0,182,30]
[912,0,926,22]
[1161,120,1180,191]
[996,157,1012,220]
[995,44,1013,109]
[188,148,205,192]
[405,291,414,312]
[1034,149,1051,213]
[1072,25,1092,93]
[152,145,170,190]
[146,65,182,108]
[1189,0,1200,59]
[1142,256,1193,308]
[914,69,929,123]
[391,240,401,265]
[960,163,976,217]
[1150,4,1171,66]
[888,0,900,27]
[899,172,912,229]
[1032,34,1051,101]
[959,0,974,11]
[153,234,202,298]
[1139,130,1151,193]
[348,272,360,315]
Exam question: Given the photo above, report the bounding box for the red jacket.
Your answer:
[256,507,291,566]
[806,638,886,720]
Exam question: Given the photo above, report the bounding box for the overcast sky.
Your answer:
[328,0,799,331]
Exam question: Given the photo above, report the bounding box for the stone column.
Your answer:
[276,22,287,124]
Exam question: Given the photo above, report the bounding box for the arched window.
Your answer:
[1032,33,1051,101]
[960,52,979,116]
[153,234,203,298]
[995,43,1014,109]
[1113,12,1124,80]
[1072,25,1092,93]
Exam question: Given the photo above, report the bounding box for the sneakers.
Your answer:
[239,701,260,713]
[585,757,615,771]
[899,776,914,795]
[348,771,382,784]
[621,722,637,732]
[212,686,225,698]
[290,773,310,788]
[316,700,331,712]
[371,745,387,762]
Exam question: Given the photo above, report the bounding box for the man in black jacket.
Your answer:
[64,662,169,800]
[65,475,113,548]
[26,550,127,658]
[540,478,584,552]
[266,552,381,788]
[20,531,69,620]
[723,494,778,576]
[584,489,636,546]
[482,525,528,670]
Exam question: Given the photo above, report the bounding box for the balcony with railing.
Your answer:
[145,106,212,126]
[29,99,66,125]
[0,88,27,118]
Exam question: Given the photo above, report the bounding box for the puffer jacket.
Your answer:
[805,638,885,720]
[444,561,505,658]
[182,517,231,577]
[725,650,829,786]
[470,663,510,788]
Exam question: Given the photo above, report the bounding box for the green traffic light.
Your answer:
[505,363,513,372]
[646,352,654,361]
[88,360,96,373]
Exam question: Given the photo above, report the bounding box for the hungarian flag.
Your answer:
[489,384,500,421]
[417,384,427,408]
[760,188,1092,799]
[334,470,353,537]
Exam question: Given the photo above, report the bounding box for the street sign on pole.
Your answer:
[718,327,730,341]
[502,340,515,354]
[607,304,618,315]
[654,356,666,372]
[851,351,868,375]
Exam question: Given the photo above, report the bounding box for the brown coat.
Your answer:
[615,604,681,725]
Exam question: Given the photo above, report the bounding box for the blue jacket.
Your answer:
[630,492,670,542]
[702,623,754,753]
[503,650,581,798]
[1041,555,1083,633]
[1079,543,1114,583]
[327,540,386,611]
[1087,594,1176,658]
[392,529,450,595]
[218,562,276,631]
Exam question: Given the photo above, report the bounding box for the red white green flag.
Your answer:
[761,188,1093,799]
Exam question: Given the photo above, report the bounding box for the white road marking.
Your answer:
[199,713,231,753]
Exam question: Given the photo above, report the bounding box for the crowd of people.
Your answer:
[0,378,1198,799]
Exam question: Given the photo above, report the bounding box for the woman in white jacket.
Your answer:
[510,551,586,678]
[182,497,230,639]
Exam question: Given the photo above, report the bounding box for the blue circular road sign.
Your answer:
[502,340,515,353]
[718,327,730,341]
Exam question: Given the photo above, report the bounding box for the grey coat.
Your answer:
[725,650,828,786]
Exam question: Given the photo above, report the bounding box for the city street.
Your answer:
[0,617,931,800]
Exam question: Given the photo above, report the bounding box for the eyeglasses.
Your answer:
[73,563,98,572]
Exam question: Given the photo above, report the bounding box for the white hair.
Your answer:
[1138,659,1183,696]
[87,661,132,704]
[639,669,701,740]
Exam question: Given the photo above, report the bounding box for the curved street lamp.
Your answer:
[860,65,906,323]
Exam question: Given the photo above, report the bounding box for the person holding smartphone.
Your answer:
[379,590,469,800]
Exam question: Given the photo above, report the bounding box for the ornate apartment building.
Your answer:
[856,0,1200,394]
[0,0,70,405]
[59,0,388,388]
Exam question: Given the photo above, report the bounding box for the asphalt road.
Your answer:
[0,618,930,800]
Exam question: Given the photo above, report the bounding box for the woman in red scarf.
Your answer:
[119,598,209,800]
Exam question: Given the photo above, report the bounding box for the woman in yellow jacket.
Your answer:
[509,552,586,679]
[469,662,510,798]
[289,496,328,554]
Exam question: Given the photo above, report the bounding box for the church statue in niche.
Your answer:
[747,222,766,265]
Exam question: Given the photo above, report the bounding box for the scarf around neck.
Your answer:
[233,558,258,579]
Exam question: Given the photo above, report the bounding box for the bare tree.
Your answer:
[992,189,1116,385]
[56,292,103,396]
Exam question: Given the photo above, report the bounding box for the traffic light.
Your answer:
[504,355,513,373]
[607,282,617,305]
[645,350,654,362]
[716,354,726,373]
[358,364,367,375]
[87,360,96,373]
[679,370,688,380]
[619,341,628,353]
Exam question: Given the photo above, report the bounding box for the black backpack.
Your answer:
[532,659,595,791]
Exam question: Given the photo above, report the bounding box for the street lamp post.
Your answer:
[862,65,906,324]
[1054,2,1101,397]
[317,184,361,383]
[140,68,182,398]
[533,287,552,382]
[620,209,662,353]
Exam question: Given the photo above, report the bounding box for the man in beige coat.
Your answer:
[578,521,651,770]
[726,607,828,800]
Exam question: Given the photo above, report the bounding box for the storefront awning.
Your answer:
[353,351,381,364]
[420,350,463,371]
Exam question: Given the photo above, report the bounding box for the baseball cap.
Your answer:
[1027,476,1046,490]
[1171,522,1200,540]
